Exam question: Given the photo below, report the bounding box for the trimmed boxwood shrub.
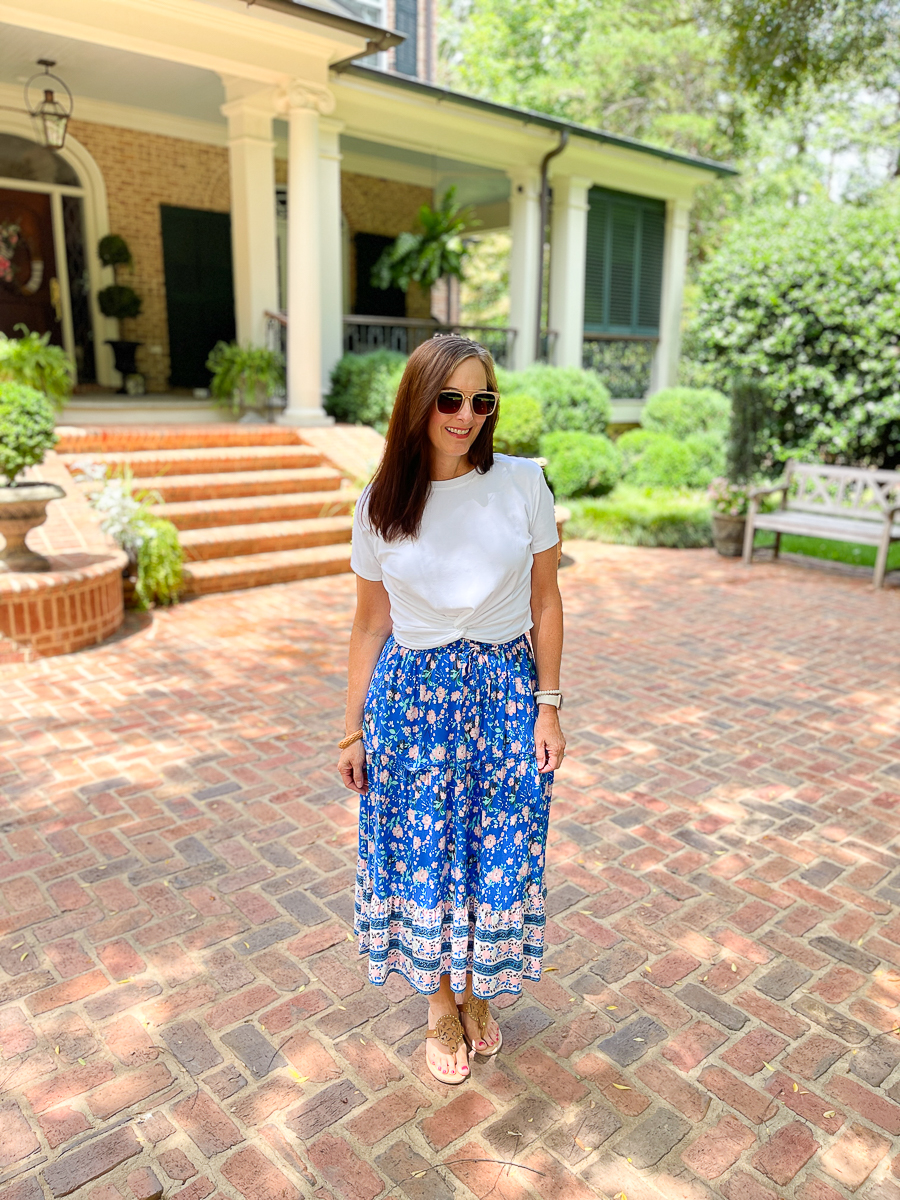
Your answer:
[494,392,542,456]
[499,364,611,435]
[325,350,407,427]
[687,200,900,467]
[566,485,712,548]
[540,430,620,498]
[618,428,724,489]
[642,387,730,440]
[0,381,58,484]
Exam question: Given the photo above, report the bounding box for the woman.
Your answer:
[338,334,565,1085]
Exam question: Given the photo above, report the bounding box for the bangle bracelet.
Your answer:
[338,728,364,749]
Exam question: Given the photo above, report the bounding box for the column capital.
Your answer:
[275,80,336,116]
[507,168,541,199]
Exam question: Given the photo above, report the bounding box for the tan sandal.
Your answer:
[458,995,502,1056]
[424,1012,469,1085]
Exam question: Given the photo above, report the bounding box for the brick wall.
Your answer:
[70,119,231,393]
[341,171,433,318]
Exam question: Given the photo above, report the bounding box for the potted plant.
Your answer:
[0,324,75,409]
[97,234,144,393]
[206,341,286,419]
[708,377,768,556]
[0,381,63,572]
[708,476,751,556]
[371,186,477,317]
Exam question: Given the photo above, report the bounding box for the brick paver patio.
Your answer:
[1,542,899,1200]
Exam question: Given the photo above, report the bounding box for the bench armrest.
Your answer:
[749,481,789,498]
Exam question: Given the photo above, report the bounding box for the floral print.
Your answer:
[354,634,552,998]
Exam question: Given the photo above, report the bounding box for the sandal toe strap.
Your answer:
[461,995,490,1037]
[425,1012,465,1052]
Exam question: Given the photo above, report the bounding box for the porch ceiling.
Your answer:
[339,134,510,211]
[0,21,225,122]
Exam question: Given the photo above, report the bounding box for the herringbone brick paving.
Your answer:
[1,541,899,1200]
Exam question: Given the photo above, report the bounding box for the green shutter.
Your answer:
[395,0,418,76]
[583,187,666,336]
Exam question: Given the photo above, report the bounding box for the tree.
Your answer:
[712,0,895,110]
[371,187,477,292]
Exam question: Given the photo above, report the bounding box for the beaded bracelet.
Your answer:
[338,728,364,749]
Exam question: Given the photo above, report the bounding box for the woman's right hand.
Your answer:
[338,740,368,793]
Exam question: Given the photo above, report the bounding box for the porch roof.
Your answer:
[338,64,739,179]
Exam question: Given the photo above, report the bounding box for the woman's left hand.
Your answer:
[535,707,566,774]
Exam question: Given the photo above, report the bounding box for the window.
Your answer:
[583,187,665,336]
[394,0,418,76]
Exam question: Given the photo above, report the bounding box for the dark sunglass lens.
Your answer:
[437,391,464,414]
[472,394,497,415]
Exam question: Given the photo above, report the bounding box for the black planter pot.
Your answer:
[106,340,143,393]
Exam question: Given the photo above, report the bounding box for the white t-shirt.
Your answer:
[351,454,559,650]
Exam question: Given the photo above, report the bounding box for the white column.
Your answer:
[507,169,541,370]
[319,118,345,397]
[220,81,279,348]
[650,197,691,393]
[548,175,591,369]
[277,81,335,426]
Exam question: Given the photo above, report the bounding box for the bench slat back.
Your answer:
[785,462,900,521]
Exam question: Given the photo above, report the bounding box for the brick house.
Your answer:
[0,0,734,423]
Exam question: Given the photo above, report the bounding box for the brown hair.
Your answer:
[364,335,499,542]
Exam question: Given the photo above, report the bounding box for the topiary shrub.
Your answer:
[0,381,58,484]
[500,364,611,435]
[642,387,731,440]
[325,350,407,427]
[618,428,724,489]
[686,200,900,467]
[494,392,542,456]
[540,430,621,498]
[97,284,141,320]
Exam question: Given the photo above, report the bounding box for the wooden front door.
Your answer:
[0,188,62,343]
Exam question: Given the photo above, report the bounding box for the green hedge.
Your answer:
[324,350,407,428]
[566,485,712,548]
[617,428,724,489]
[686,200,900,467]
[494,392,542,456]
[499,364,611,434]
[540,431,620,498]
[642,387,730,440]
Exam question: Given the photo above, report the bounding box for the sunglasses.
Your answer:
[436,389,499,416]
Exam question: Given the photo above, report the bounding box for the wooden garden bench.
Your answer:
[742,461,900,588]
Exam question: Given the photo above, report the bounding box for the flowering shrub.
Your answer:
[708,476,751,517]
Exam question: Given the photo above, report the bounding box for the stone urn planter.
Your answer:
[0,482,66,572]
[712,512,746,557]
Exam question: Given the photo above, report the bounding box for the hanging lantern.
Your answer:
[24,60,73,150]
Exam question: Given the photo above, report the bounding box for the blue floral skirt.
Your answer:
[354,634,552,998]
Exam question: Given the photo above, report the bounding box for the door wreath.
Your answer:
[0,221,19,285]
[0,210,44,295]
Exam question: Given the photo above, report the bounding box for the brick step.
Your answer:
[59,444,324,477]
[154,488,357,530]
[182,543,352,595]
[128,466,345,503]
[55,425,306,453]
[179,515,354,561]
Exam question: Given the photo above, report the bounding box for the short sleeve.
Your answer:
[350,491,383,581]
[530,466,560,554]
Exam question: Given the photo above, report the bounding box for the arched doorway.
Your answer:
[0,129,109,385]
